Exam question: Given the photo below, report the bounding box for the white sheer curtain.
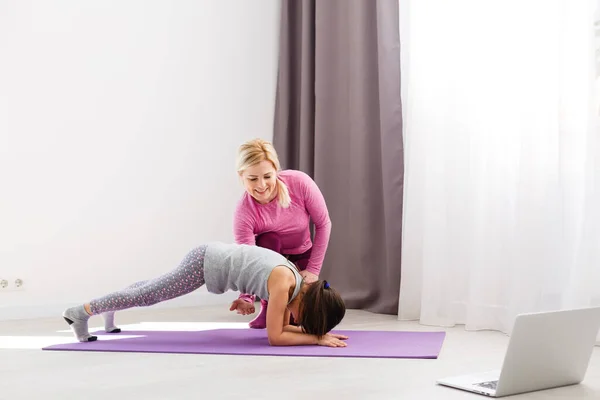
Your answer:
[398,0,600,336]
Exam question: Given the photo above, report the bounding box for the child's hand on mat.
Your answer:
[328,333,349,340]
[317,333,348,348]
[229,299,255,315]
[299,270,318,284]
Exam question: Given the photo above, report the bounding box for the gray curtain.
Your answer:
[273,0,404,315]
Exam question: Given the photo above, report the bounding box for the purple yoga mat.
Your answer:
[42,329,445,359]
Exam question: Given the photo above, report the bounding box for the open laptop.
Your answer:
[437,306,600,397]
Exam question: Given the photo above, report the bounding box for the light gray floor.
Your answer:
[1,305,599,400]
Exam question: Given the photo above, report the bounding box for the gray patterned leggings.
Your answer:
[89,245,207,315]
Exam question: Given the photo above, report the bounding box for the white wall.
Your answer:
[0,0,281,320]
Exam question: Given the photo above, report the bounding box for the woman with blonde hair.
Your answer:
[229,138,332,329]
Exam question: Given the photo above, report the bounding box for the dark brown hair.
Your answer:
[298,280,346,337]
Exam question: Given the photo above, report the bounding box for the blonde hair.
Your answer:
[237,138,291,208]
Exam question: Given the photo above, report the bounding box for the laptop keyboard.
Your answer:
[475,380,498,390]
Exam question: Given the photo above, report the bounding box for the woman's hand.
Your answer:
[299,270,318,283]
[317,333,348,347]
[229,299,255,315]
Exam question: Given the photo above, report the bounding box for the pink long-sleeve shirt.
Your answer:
[233,170,332,275]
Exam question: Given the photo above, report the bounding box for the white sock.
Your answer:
[62,305,97,342]
[102,312,121,333]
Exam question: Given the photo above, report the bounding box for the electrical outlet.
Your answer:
[0,278,25,292]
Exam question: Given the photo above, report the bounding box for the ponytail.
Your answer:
[276,178,291,208]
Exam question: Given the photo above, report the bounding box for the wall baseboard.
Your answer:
[0,290,239,322]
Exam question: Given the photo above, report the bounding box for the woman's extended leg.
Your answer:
[63,245,207,342]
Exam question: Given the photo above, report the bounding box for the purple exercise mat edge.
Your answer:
[42,329,446,359]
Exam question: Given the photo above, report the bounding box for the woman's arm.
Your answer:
[299,172,332,275]
[233,201,256,245]
[232,201,257,303]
